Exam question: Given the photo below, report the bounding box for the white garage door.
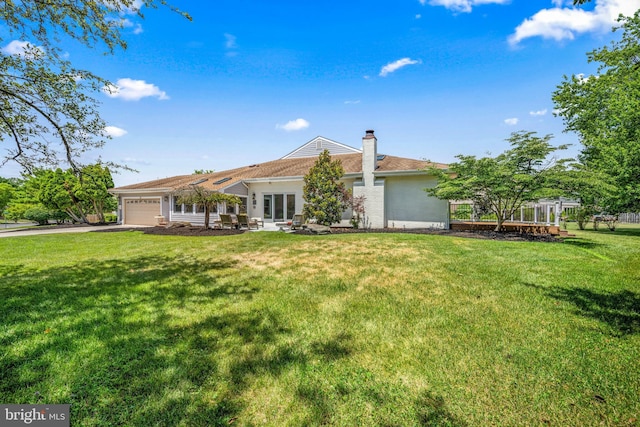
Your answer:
[124,198,161,225]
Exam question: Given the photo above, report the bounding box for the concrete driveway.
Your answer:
[0,224,142,238]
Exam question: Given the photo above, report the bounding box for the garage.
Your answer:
[123,198,161,225]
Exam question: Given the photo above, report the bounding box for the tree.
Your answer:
[549,162,616,229]
[426,131,571,232]
[76,164,116,222]
[193,169,215,175]
[553,11,640,213]
[0,182,14,218]
[173,186,240,229]
[303,150,348,226]
[34,169,89,223]
[3,178,41,222]
[23,163,116,223]
[0,1,189,172]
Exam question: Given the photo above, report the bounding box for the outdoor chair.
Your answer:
[237,214,259,230]
[219,214,234,229]
[290,213,306,230]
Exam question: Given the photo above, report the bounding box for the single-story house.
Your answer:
[109,130,450,228]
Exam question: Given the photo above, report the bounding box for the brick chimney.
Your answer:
[362,129,377,185]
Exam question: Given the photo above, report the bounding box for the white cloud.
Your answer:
[2,40,44,57]
[504,118,519,125]
[224,33,237,49]
[276,118,310,131]
[103,78,169,101]
[123,157,151,165]
[509,0,640,45]
[529,109,547,116]
[344,100,361,104]
[379,58,421,77]
[424,0,509,13]
[416,14,422,19]
[103,126,128,138]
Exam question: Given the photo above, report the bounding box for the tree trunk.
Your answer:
[93,200,105,223]
[494,217,505,232]
[204,205,210,229]
[64,208,84,223]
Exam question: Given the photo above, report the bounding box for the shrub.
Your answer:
[104,213,117,223]
[49,210,69,224]
[23,207,52,225]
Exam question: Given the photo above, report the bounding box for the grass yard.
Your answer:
[1,225,639,426]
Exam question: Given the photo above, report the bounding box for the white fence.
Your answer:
[450,200,580,225]
[619,213,640,224]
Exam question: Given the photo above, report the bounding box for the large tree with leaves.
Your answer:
[0,1,189,172]
[426,131,572,232]
[27,164,116,223]
[303,150,348,226]
[553,11,640,212]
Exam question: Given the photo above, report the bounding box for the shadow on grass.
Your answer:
[415,390,469,427]
[0,255,447,425]
[562,238,603,250]
[570,225,640,238]
[524,283,640,335]
[0,255,251,424]
[295,369,466,426]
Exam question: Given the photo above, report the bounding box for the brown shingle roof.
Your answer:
[110,153,447,192]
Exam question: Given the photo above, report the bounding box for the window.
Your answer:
[263,194,296,221]
[213,177,232,185]
[264,195,272,219]
[196,204,205,213]
[274,194,284,221]
[173,199,182,213]
[225,202,236,214]
[287,194,296,219]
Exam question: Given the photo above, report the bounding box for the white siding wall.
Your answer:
[282,137,361,159]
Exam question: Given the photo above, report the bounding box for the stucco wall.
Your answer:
[384,175,449,229]
[248,178,356,224]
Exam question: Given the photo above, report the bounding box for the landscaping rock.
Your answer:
[307,224,331,235]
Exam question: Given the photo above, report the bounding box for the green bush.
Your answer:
[23,207,52,225]
[50,210,69,224]
[5,203,36,222]
[104,213,117,223]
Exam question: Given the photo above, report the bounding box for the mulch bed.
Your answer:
[92,224,561,242]
[94,226,245,236]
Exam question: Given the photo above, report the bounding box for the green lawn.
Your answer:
[1,226,639,426]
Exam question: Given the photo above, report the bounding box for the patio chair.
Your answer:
[219,214,234,229]
[237,214,259,230]
[290,213,306,230]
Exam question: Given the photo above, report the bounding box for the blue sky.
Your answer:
[3,0,640,186]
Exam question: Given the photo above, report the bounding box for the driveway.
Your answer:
[0,224,142,238]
